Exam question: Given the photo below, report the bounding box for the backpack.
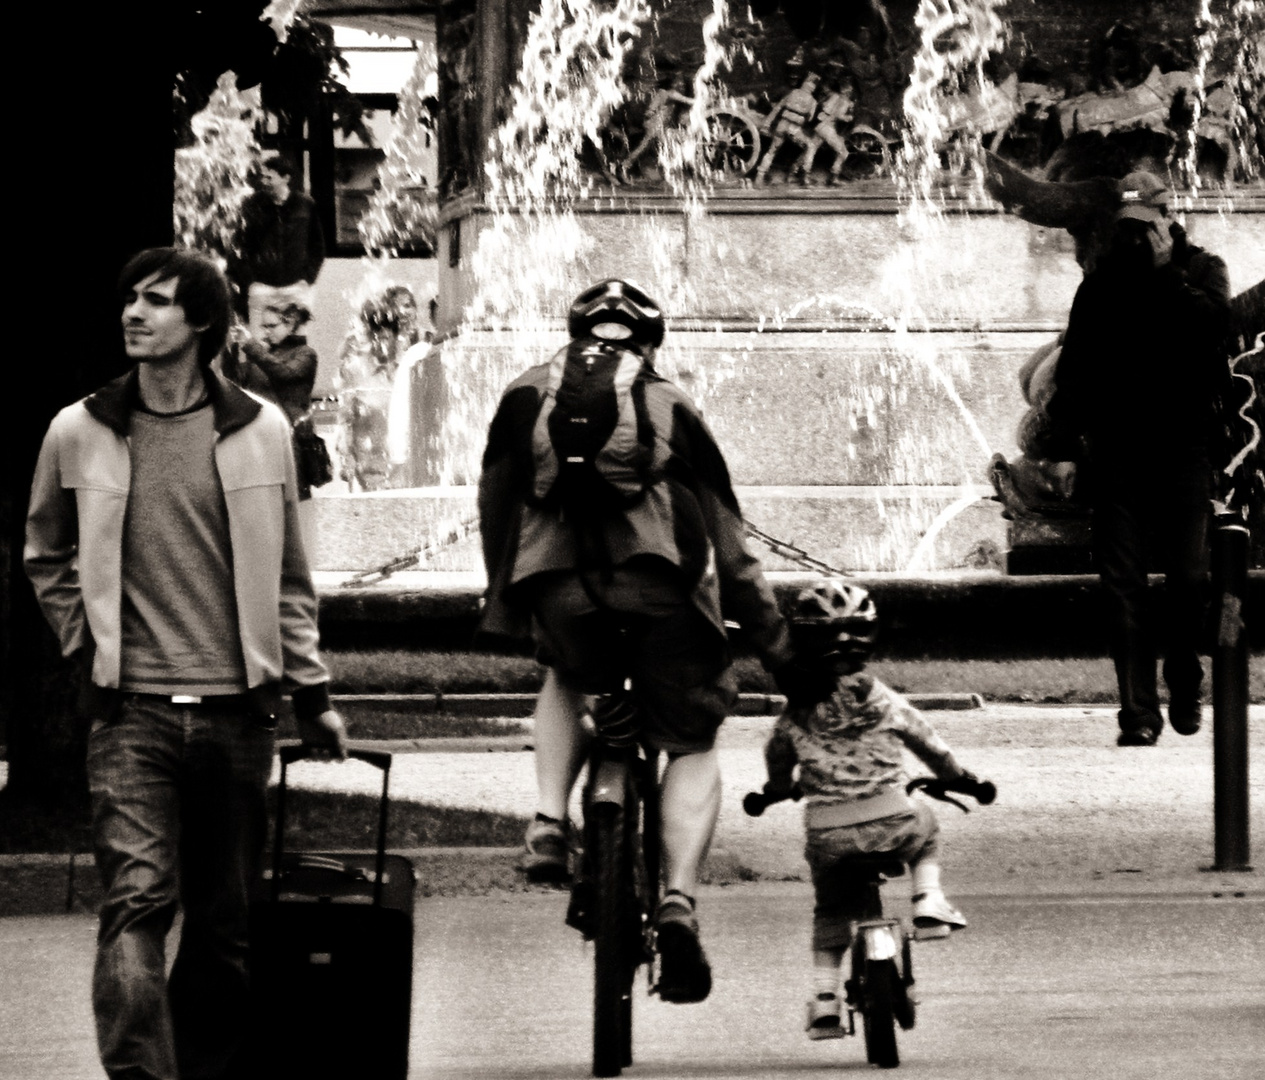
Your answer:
[529,338,658,514]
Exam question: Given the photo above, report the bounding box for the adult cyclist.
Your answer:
[477,279,824,1004]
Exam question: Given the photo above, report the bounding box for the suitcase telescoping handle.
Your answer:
[272,742,393,906]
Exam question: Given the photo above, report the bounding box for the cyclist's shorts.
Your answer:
[526,564,738,755]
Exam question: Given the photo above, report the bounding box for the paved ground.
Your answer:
[3,888,1262,1079]
[2,703,1263,1078]
[277,704,1265,892]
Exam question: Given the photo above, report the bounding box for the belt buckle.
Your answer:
[171,695,203,705]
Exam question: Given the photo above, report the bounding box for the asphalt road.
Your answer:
[3,885,1262,1080]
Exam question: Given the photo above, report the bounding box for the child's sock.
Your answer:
[911,860,942,898]
[812,947,845,997]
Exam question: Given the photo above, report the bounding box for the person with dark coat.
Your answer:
[1047,171,1233,746]
[235,153,325,330]
[227,301,327,502]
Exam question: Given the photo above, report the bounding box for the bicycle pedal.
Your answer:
[913,923,952,941]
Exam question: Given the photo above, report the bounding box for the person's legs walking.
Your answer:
[1158,459,1211,734]
[169,706,274,1080]
[1093,480,1162,743]
[87,698,183,1080]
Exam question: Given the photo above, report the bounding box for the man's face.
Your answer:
[260,167,290,204]
[121,272,204,365]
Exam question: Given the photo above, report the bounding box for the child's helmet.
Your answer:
[568,279,665,349]
[789,579,879,663]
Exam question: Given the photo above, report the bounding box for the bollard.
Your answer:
[1210,519,1252,872]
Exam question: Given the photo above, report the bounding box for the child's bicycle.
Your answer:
[744,774,997,1069]
[565,687,663,1078]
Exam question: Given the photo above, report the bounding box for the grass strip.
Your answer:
[0,787,527,855]
[326,651,1265,704]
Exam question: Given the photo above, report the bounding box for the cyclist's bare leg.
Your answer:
[533,668,591,821]
[653,748,719,1003]
[659,748,721,896]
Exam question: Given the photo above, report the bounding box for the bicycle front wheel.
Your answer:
[861,958,901,1069]
[592,802,636,1078]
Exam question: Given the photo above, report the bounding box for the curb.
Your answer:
[4,847,1258,919]
[330,691,985,717]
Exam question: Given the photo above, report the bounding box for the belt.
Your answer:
[124,691,252,709]
[805,789,916,830]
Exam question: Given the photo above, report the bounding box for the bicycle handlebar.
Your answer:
[906,775,996,812]
[742,784,803,817]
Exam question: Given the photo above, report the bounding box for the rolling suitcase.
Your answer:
[246,743,416,1080]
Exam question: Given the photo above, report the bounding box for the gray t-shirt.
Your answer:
[119,404,248,695]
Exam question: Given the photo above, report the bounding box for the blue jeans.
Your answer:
[86,694,274,1080]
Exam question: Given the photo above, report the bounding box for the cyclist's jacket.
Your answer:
[765,672,966,830]
[477,349,792,668]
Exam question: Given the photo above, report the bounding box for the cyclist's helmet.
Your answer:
[568,278,665,350]
[789,579,879,667]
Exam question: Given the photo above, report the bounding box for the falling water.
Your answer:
[882,0,1010,569]
[1181,0,1220,197]
[436,0,745,489]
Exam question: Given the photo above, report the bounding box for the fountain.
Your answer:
[308,0,1265,578]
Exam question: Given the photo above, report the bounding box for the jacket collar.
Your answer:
[84,366,262,438]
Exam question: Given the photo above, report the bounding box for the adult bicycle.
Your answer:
[744,774,996,1069]
[566,688,662,1078]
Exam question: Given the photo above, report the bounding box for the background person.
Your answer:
[334,284,422,491]
[477,278,822,1005]
[227,301,326,552]
[235,153,326,335]
[24,247,347,1080]
[1046,171,1233,746]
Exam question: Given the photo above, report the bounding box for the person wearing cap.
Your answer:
[1047,170,1233,746]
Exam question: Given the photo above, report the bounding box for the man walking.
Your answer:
[25,247,347,1080]
[1048,172,1232,746]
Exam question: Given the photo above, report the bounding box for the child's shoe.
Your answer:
[912,890,967,940]
[806,993,846,1039]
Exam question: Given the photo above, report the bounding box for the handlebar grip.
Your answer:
[973,780,996,805]
[743,785,802,817]
[743,791,771,817]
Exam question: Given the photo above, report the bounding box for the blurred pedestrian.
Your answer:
[335,284,423,491]
[1047,171,1233,745]
[235,153,325,333]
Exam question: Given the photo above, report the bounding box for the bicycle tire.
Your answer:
[592,801,634,1078]
[861,958,901,1069]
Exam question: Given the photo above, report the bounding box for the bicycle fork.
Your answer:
[844,919,917,1031]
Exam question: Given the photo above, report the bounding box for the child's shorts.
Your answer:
[805,801,940,951]
[526,564,737,755]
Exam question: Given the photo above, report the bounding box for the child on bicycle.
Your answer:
[757,580,982,1040]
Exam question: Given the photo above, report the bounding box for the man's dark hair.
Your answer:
[118,247,232,366]
[261,153,297,181]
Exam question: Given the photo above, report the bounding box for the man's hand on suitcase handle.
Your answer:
[298,709,349,760]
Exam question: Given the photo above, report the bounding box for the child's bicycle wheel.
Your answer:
[859,957,901,1068]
